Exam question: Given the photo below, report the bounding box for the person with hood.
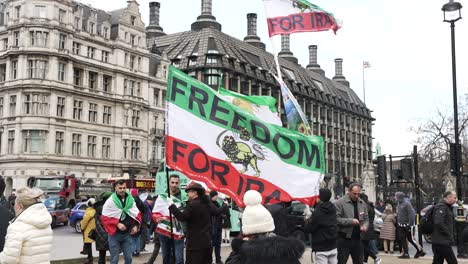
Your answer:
[225,190,305,264]
[335,183,369,264]
[379,204,396,254]
[305,188,338,264]
[359,194,381,264]
[168,182,227,264]
[0,187,52,264]
[94,191,113,264]
[81,198,97,264]
[432,191,458,264]
[395,192,425,259]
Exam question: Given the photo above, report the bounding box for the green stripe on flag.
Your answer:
[166,66,325,173]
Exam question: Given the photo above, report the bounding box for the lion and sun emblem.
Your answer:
[216,128,268,177]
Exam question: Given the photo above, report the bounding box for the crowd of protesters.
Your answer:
[0,172,465,264]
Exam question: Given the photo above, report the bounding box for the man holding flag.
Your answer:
[101,179,142,264]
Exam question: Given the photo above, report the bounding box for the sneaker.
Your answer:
[414,250,426,258]
[374,257,382,264]
[79,250,87,255]
[398,254,410,259]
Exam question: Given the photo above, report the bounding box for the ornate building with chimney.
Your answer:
[0,0,168,193]
[148,0,374,191]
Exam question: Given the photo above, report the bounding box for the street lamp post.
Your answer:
[442,0,463,201]
[442,0,465,258]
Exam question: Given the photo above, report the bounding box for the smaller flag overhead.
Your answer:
[264,0,340,37]
[363,61,371,68]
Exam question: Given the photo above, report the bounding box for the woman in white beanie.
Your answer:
[0,187,52,264]
[225,190,305,264]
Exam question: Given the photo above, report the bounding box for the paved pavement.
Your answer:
[51,225,468,263]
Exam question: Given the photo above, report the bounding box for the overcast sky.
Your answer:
[85,0,468,156]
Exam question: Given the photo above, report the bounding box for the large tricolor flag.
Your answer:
[165,66,325,206]
[264,0,340,37]
[101,192,142,236]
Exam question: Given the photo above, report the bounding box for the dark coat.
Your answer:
[211,200,224,233]
[0,204,14,252]
[432,201,455,245]
[222,208,232,229]
[169,196,224,250]
[305,201,337,252]
[265,204,289,237]
[94,201,109,251]
[225,235,305,264]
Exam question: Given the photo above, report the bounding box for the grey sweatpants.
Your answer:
[314,249,338,264]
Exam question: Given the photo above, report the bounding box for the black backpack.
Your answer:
[420,206,435,234]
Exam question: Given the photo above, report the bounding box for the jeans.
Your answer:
[108,232,133,264]
[159,234,184,264]
[132,234,141,254]
[314,249,338,264]
[369,240,378,255]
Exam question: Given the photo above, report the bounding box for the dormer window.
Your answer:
[131,16,136,26]
[89,22,95,34]
[206,55,218,64]
[102,26,109,39]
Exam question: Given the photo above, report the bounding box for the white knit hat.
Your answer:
[241,190,275,235]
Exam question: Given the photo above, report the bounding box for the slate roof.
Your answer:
[154,28,372,119]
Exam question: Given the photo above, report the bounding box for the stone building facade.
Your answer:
[0,0,168,194]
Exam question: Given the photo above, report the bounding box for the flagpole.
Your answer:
[270,36,283,114]
[165,166,176,263]
[362,61,366,105]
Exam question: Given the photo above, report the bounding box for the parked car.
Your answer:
[69,202,88,233]
[43,195,70,228]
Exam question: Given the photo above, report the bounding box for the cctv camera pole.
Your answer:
[413,145,423,246]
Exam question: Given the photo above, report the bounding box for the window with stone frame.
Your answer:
[73,100,83,120]
[103,106,111,124]
[23,130,47,154]
[102,137,111,159]
[24,93,49,116]
[56,96,65,117]
[88,103,97,123]
[30,31,48,47]
[131,140,140,160]
[72,133,81,156]
[55,131,64,155]
[87,135,96,157]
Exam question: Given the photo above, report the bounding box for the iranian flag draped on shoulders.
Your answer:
[152,194,185,240]
[264,0,340,37]
[101,191,142,236]
[165,66,325,207]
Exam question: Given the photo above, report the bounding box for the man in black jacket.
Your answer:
[432,191,458,264]
[306,188,338,264]
[210,190,225,264]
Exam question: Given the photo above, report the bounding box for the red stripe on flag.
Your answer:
[165,135,318,207]
[100,215,120,236]
[267,12,339,37]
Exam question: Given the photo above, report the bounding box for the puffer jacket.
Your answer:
[225,235,305,264]
[0,203,52,264]
[81,207,96,243]
[94,202,108,251]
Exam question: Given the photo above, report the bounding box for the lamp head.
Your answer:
[442,0,463,23]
